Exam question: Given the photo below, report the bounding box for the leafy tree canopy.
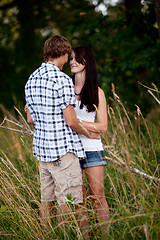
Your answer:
[0,0,159,115]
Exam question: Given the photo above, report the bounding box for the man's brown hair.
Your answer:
[43,35,71,61]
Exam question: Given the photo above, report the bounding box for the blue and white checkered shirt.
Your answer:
[25,62,85,162]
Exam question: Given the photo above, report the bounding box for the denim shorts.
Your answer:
[80,150,106,169]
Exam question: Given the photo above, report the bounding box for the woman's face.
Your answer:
[70,51,85,74]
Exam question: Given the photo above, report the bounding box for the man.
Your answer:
[25,35,99,234]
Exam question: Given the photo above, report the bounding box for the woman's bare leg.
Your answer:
[84,166,109,233]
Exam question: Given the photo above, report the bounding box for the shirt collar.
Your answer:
[41,62,60,71]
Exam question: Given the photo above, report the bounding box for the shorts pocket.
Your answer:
[66,171,82,188]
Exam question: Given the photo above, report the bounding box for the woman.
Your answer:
[70,46,109,230]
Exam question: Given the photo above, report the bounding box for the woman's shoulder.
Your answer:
[98,87,107,107]
[98,87,105,96]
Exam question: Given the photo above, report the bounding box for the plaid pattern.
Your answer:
[25,62,85,162]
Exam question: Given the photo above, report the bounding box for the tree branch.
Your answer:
[104,147,160,183]
[154,0,160,37]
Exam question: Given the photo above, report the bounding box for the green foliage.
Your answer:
[102,3,160,113]
[0,0,160,114]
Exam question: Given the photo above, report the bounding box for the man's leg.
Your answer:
[56,202,89,240]
[40,201,56,228]
[39,161,56,228]
[78,169,90,239]
[52,153,90,239]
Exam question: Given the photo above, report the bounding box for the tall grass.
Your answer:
[0,92,160,239]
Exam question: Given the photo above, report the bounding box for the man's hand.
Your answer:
[25,105,34,125]
[87,131,100,139]
[63,105,100,139]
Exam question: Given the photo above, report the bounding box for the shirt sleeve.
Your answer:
[25,81,35,122]
[57,75,76,110]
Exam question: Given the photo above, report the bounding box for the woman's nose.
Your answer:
[70,59,74,65]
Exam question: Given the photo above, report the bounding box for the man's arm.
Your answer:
[62,105,100,139]
[80,88,108,134]
[25,105,99,139]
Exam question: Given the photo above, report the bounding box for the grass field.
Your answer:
[0,94,160,239]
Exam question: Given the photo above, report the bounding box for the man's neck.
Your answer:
[47,59,59,68]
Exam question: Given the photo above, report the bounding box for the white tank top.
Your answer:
[75,100,103,151]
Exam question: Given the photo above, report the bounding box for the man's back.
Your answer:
[25,62,85,162]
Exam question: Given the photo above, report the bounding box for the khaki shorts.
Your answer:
[39,152,83,205]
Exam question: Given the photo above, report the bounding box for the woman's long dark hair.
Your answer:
[72,46,99,112]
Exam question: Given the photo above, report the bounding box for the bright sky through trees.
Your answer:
[95,0,146,15]
[93,0,119,15]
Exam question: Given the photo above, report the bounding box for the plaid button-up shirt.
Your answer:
[25,62,85,162]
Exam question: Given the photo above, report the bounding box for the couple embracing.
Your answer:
[25,35,109,238]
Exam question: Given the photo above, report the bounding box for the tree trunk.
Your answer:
[124,0,142,25]
[124,0,145,36]
[154,0,160,37]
